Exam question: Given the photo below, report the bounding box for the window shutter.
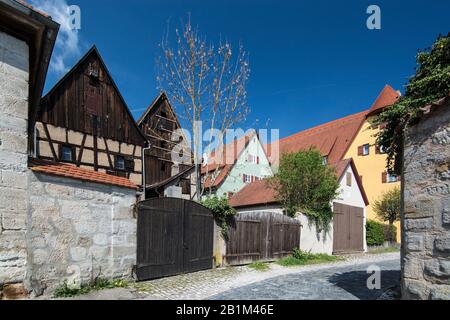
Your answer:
[382,172,387,183]
[251,176,255,182]
[257,156,260,164]
[397,175,401,182]
[375,146,381,154]
[243,174,246,183]
[358,146,363,156]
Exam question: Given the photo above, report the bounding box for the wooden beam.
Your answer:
[76,134,87,166]
[42,123,58,161]
[103,137,114,170]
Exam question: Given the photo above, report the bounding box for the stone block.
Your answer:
[434,235,450,253]
[88,246,110,261]
[74,220,98,235]
[1,170,27,189]
[424,259,450,283]
[1,283,28,300]
[45,183,74,200]
[430,285,450,300]
[405,218,433,231]
[403,279,430,300]
[443,198,450,226]
[93,233,109,246]
[60,200,90,219]
[70,247,87,262]
[32,249,49,266]
[403,257,423,280]
[405,234,424,252]
[1,210,27,230]
[0,151,27,172]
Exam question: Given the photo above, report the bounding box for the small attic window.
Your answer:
[88,63,99,80]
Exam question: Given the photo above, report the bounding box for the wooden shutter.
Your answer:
[382,172,387,183]
[357,145,364,156]
[257,156,260,164]
[375,146,381,154]
[243,174,246,183]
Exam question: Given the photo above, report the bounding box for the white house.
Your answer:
[229,158,369,255]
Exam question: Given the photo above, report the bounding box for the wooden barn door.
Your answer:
[136,198,214,281]
[333,203,364,253]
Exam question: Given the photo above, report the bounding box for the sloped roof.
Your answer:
[266,110,367,165]
[41,46,147,145]
[14,0,49,17]
[202,131,257,189]
[229,158,369,208]
[366,85,401,117]
[29,159,139,189]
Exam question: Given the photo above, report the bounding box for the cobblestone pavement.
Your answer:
[130,252,399,300]
[60,252,399,300]
[210,258,400,300]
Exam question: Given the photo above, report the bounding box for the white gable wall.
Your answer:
[215,135,273,197]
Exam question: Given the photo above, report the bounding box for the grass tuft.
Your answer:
[53,278,128,298]
[277,248,342,267]
[248,261,270,272]
[368,246,400,254]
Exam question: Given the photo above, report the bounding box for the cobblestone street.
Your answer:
[68,252,400,300]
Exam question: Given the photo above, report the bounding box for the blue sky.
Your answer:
[40,0,450,140]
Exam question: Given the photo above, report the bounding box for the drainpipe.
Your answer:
[142,145,151,200]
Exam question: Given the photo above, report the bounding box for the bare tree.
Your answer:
[157,16,250,200]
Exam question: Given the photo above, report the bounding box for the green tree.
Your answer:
[270,149,340,231]
[374,34,450,174]
[372,187,401,225]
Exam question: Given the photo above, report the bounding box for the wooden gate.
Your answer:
[333,203,364,253]
[136,198,214,280]
[224,211,301,265]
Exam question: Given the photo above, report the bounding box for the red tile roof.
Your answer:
[29,159,139,190]
[202,131,257,189]
[229,158,369,208]
[266,110,367,166]
[366,85,401,117]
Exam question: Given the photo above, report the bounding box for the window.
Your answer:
[387,173,398,183]
[376,145,386,154]
[115,155,125,171]
[358,144,370,156]
[322,156,328,165]
[363,144,370,156]
[243,174,252,183]
[382,172,399,183]
[60,145,74,162]
[346,172,352,187]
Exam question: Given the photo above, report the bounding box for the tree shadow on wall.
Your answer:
[328,270,400,300]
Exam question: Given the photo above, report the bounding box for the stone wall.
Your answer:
[0,31,29,286]
[25,172,138,295]
[402,103,450,300]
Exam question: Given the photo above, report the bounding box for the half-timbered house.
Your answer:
[137,92,195,199]
[33,46,147,185]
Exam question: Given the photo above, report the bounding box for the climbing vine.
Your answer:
[373,33,450,174]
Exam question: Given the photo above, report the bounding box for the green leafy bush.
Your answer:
[201,196,236,239]
[270,149,340,232]
[366,220,386,246]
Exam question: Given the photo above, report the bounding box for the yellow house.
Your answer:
[344,85,402,241]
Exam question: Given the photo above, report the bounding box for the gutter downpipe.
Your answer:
[142,145,152,200]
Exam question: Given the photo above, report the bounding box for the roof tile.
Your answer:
[29,159,139,190]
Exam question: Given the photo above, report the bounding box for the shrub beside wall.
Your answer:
[366,220,397,246]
